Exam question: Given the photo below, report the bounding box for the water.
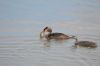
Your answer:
[0,0,100,66]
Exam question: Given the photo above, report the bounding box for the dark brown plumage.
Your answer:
[47,33,70,40]
[75,39,97,48]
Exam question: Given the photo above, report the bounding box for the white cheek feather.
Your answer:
[40,31,51,40]
[40,32,45,38]
[40,31,50,39]
[44,32,50,36]
[41,32,44,36]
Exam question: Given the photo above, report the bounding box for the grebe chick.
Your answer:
[74,38,97,48]
[40,27,75,40]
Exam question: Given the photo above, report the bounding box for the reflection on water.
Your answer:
[0,0,100,66]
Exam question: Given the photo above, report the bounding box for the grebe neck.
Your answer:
[40,31,51,38]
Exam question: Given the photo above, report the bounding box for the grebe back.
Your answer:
[74,38,97,48]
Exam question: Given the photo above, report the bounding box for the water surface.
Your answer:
[0,0,100,66]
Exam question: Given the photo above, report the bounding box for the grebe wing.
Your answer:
[48,33,67,36]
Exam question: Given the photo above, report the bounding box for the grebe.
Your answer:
[40,27,75,40]
[74,38,97,48]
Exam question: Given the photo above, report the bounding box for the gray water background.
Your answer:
[0,0,100,66]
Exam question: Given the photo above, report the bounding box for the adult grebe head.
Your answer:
[40,26,52,38]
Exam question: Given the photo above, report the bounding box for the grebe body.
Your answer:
[74,38,97,48]
[40,27,74,40]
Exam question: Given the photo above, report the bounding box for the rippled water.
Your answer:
[0,0,100,66]
[0,21,100,66]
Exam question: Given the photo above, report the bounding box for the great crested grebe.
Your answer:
[74,38,97,48]
[40,26,75,40]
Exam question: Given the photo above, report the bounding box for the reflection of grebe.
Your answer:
[74,38,97,48]
[40,27,75,40]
